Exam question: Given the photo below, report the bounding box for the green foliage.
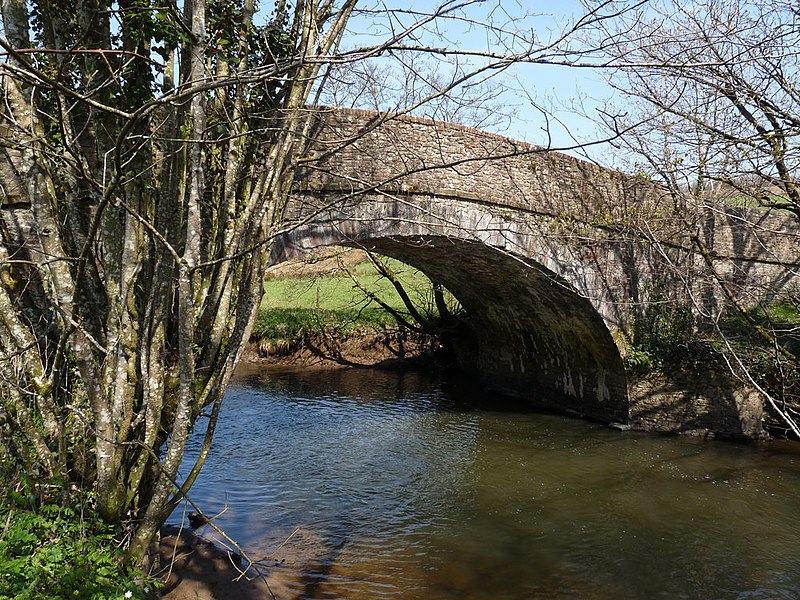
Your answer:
[624,300,700,373]
[0,508,151,599]
[718,301,800,435]
[622,347,655,373]
[208,1,294,64]
[720,301,800,358]
[0,463,153,600]
[205,0,295,111]
[623,295,800,435]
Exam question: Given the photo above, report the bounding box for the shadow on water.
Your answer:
[235,361,565,418]
[297,531,349,598]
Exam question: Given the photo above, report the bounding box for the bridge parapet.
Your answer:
[295,108,677,231]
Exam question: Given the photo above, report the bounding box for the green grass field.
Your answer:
[254,255,457,343]
[261,260,425,310]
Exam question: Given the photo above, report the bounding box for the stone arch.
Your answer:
[271,197,629,422]
[269,107,797,434]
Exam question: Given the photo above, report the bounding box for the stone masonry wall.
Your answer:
[291,108,799,331]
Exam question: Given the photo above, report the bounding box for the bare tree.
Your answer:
[0,0,643,568]
[319,54,517,130]
[587,0,800,435]
[593,0,800,213]
[343,248,463,339]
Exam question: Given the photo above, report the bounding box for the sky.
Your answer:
[337,0,624,164]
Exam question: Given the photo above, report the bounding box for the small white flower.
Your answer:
[124,591,133,599]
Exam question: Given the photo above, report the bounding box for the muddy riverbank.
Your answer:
[244,332,774,441]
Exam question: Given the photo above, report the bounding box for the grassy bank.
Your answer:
[253,252,457,351]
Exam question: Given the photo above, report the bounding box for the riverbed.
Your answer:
[176,364,800,599]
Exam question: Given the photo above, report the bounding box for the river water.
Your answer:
[178,364,800,599]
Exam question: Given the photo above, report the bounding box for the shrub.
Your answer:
[624,300,700,373]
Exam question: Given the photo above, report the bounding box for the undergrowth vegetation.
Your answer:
[718,302,800,436]
[251,306,399,345]
[622,301,703,373]
[0,456,153,600]
[624,297,800,437]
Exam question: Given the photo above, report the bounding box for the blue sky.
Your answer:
[339,1,623,163]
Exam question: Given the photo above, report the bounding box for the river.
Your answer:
[177,364,800,599]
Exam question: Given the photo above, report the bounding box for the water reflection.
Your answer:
[178,364,800,599]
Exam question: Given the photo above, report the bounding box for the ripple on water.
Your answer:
[177,367,800,600]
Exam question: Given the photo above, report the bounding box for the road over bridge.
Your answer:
[273,108,799,436]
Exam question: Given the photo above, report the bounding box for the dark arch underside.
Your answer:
[276,234,629,422]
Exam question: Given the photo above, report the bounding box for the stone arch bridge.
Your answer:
[272,108,798,436]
